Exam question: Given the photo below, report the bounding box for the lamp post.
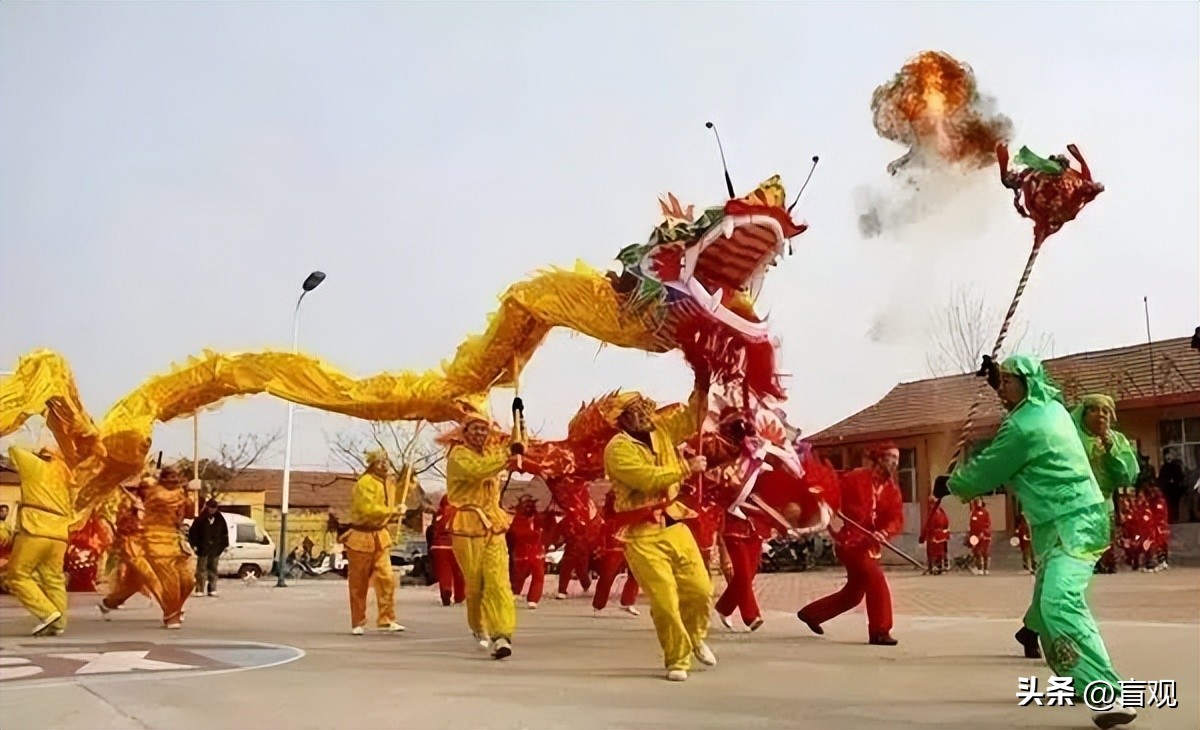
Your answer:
[276,270,326,587]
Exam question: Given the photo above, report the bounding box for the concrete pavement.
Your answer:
[1,568,1196,729]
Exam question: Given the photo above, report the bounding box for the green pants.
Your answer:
[1022,504,1121,689]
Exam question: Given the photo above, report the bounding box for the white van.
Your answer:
[217,513,276,579]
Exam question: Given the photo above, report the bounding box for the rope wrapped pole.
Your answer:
[943,238,1046,489]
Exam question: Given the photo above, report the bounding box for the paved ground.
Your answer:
[1,567,1196,730]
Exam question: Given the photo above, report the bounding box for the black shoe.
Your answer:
[1015,626,1041,659]
[796,611,824,635]
[491,637,512,660]
[869,634,898,646]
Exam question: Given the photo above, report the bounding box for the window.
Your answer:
[897,447,917,502]
[1159,417,1200,487]
[235,523,258,544]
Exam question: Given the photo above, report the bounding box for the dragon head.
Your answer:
[611,176,807,340]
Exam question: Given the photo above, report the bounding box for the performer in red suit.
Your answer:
[967,499,992,575]
[1134,491,1157,572]
[1117,491,1143,571]
[553,501,598,599]
[918,494,950,575]
[591,490,640,616]
[796,442,904,645]
[509,495,546,608]
[429,495,465,606]
[1144,483,1170,571]
[714,507,766,631]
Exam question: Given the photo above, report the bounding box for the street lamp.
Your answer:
[276,270,326,587]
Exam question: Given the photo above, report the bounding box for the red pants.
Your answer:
[592,550,640,609]
[431,547,465,606]
[557,544,593,594]
[800,547,893,637]
[971,540,991,561]
[714,537,762,625]
[511,555,545,604]
[925,541,947,566]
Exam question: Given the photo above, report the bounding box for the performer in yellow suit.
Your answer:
[6,446,74,635]
[444,399,520,660]
[99,487,162,619]
[342,450,404,635]
[140,466,195,628]
[602,373,711,682]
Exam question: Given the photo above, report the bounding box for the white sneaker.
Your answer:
[207,590,219,597]
[983,569,990,575]
[98,602,113,620]
[165,622,183,630]
[32,611,62,637]
[749,617,764,632]
[381,622,406,633]
[621,605,641,617]
[1091,703,1137,729]
[693,641,717,667]
[351,626,365,636]
[718,614,734,630]
[473,632,490,650]
[666,669,688,682]
[527,601,538,610]
[555,592,567,600]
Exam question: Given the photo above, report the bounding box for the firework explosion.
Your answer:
[871,50,1013,174]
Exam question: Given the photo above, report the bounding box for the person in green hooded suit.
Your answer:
[934,355,1136,730]
[1072,394,1140,506]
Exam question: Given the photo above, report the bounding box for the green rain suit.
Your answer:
[948,356,1122,691]
[1071,394,1140,504]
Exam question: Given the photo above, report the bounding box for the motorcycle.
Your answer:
[286,549,337,579]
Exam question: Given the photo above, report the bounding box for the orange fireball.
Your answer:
[871,50,1012,174]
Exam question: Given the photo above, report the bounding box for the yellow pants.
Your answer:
[624,523,712,671]
[8,534,68,630]
[451,534,515,640]
[346,547,396,628]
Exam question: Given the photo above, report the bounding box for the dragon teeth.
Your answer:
[721,217,736,240]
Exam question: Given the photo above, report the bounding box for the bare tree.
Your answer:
[925,284,1055,377]
[177,430,283,499]
[327,421,444,479]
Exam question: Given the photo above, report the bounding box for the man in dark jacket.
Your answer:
[188,500,229,596]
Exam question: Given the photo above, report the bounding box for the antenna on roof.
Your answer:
[705,122,736,199]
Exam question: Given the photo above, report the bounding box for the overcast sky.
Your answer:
[2,2,1196,471]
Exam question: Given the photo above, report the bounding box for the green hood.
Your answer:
[1000,355,1062,407]
[1070,394,1117,438]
